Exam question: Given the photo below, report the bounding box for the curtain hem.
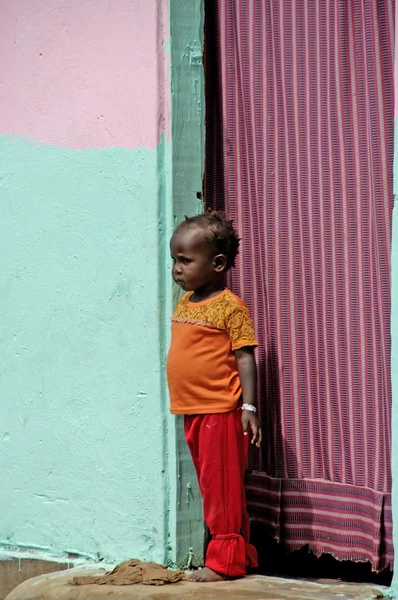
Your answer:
[246,472,393,571]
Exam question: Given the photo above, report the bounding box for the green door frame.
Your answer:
[165,0,205,568]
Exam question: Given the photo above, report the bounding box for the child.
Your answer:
[166,211,262,582]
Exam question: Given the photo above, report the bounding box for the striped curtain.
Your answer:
[205,0,395,570]
[391,0,398,589]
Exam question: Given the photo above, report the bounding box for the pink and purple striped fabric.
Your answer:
[205,0,394,570]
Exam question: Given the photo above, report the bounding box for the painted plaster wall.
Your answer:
[0,0,174,564]
[0,0,169,149]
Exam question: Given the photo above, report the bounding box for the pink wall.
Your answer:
[0,0,169,150]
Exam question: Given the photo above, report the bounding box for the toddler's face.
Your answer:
[170,225,217,292]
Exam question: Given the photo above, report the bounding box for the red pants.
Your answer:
[184,410,258,577]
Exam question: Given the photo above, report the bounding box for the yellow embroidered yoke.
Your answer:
[166,288,258,414]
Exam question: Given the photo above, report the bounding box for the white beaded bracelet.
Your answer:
[241,403,257,413]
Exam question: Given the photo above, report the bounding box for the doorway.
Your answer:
[203,0,395,585]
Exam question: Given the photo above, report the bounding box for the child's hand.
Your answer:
[242,410,262,448]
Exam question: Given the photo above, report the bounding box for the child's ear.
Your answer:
[213,254,227,273]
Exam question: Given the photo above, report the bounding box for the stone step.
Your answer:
[5,566,386,600]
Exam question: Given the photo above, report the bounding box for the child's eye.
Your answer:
[171,257,176,264]
[182,258,191,265]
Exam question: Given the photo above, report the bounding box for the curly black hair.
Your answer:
[178,210,240,271]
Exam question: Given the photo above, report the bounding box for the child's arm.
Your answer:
[235,347,262,448]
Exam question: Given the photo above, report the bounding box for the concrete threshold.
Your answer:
[4,566,387,600]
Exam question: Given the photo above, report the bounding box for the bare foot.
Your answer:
[189,567,228,582]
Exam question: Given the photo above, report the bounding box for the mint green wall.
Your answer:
[0,137,171,564]
[0,0,207,568]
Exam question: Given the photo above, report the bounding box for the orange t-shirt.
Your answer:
[166,289,258,415]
